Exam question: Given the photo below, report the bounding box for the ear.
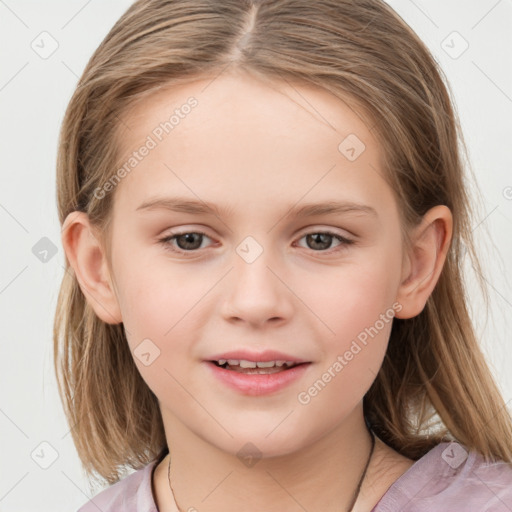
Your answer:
[395,205,453,319]
[61,211,122,324]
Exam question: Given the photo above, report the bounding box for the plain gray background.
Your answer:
[1,1,511,510]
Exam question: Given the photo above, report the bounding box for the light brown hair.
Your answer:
[54,0,512,485]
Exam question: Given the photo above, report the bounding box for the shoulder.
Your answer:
[77,459,159,512]
[373,441,512,512]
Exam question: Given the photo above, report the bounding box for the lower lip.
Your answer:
[205,361,311,396]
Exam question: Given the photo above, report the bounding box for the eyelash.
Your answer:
[157,229,355,256]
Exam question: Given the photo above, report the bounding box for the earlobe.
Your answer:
[61,212,123,325]
[395,205,453,319]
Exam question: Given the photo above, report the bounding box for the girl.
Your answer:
[54,0,512,510]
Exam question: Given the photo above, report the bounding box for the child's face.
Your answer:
[107,71,406,457]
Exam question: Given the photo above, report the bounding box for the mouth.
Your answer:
[205,350,312,395]
[209,359,306,374]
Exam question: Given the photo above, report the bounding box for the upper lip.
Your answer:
[206,349,310,364]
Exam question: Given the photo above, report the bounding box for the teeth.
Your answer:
[256,361,275,368]
[239,360,257,368]
[215,359,297,368]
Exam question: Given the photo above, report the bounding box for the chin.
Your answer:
[204,425,313,462]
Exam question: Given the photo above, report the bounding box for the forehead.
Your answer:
[117,70,377,155]
[110,70,392,218]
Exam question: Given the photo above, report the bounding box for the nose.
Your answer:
[221,244,294,328]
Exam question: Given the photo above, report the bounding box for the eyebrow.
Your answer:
[136,196,378,218]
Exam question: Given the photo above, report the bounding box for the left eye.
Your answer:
[158,230,354,254]
[295,232,354,252]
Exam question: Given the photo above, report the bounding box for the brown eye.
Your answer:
[158,231,212,254]
[173,233,204,250]
[297,231,354,252]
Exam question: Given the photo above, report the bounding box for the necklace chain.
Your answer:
[167,426,375,512]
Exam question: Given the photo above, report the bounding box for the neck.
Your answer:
[157,405,378,512]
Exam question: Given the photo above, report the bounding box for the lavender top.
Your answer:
[77,441,512,511]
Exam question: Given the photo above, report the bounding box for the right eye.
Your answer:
[158,230,214,254]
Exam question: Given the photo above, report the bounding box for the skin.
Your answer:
[62,69,452,511]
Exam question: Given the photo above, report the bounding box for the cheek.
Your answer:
[296,267,395,421]
[313,259,400,340]
[116,263,204,399]
[302,253,400,409]
[114,256,213,391]
[115,252,206,338]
